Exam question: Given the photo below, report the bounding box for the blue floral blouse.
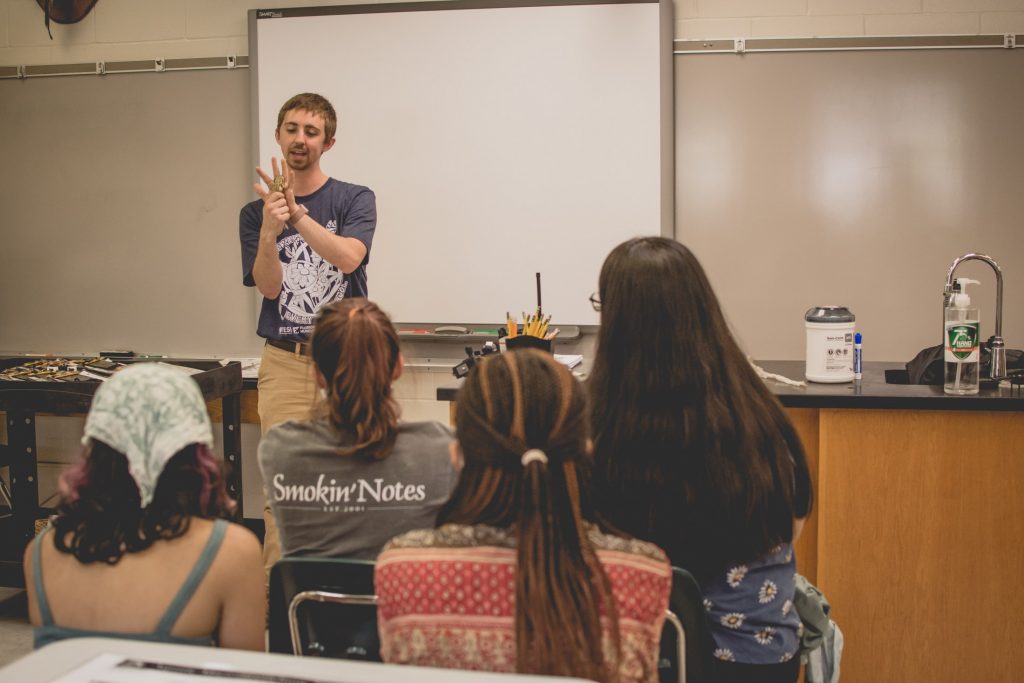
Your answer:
[701,542,802,664]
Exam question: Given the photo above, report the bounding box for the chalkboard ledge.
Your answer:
[396,325,580,344]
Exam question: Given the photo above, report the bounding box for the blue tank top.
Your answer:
[32,518,228,649]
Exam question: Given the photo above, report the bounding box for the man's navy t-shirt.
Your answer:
[240,178,376,342]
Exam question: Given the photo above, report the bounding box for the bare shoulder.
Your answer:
[22,532,49,624]
[22,529,51,580]
[22,537,36,595]
[215,522,262,568]
[22,537,34,572]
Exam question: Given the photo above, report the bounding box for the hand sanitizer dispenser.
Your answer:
[944,278,980,395]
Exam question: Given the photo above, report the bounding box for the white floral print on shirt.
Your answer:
[758,579,778,604]
[721,613,746,629]
[726,565,748,588]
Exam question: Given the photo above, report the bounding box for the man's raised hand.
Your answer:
[254,161,290,237]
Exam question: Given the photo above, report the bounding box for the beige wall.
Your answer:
[2,0,1024,66]
[675,48,1024,362]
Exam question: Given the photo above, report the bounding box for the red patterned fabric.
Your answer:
[376,524,671,683]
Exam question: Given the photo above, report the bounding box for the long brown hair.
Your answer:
[311,298,400,460]
[438,349,621,683]
[589,237,812,580]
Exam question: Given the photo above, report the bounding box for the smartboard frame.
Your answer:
[249,0,673,328]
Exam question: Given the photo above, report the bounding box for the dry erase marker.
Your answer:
[536,272,543,316]
[854,332,863,380]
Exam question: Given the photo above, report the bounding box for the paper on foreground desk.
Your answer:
[0,637,597,683]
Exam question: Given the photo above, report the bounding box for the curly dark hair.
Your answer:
[51,440,235,564]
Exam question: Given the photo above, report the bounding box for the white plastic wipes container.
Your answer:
[805,306,855,383]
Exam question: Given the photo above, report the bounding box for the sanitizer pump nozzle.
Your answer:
[951,278,980,308]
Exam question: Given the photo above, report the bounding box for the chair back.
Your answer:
[658,566,715,683]
[268,556,380,660]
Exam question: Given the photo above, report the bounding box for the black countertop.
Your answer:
[436,360,1024,412]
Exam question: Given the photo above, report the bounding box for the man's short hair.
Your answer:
[277,93,337,141]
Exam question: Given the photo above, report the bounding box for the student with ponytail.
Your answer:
[375,349,670,683]
[257,298,457,561]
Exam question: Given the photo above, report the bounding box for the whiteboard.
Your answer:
[251,0,672,326]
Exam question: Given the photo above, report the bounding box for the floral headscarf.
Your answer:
[82,363,214,506]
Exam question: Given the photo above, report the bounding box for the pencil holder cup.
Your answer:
[504,335,553,354]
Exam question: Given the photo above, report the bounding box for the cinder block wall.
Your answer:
[676,0,1024,39]
[3,0,1024,65]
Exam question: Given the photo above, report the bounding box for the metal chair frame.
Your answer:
[287,590,378,657]
[663,607,687,683]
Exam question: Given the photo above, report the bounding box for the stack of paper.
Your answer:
[221,358,261,380]
[554,354,583,370]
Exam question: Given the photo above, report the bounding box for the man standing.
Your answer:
[239,92,376,567]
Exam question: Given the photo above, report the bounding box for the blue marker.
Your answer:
[854,332,863,380]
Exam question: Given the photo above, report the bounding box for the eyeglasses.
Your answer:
[589,292,601,312]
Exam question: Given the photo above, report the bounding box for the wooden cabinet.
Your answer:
[788,407,1024,682]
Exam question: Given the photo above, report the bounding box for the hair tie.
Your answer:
[521,449,549,467]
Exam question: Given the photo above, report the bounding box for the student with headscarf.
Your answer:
[23,363,265,649]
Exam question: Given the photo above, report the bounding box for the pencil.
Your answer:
[539,314,551,338]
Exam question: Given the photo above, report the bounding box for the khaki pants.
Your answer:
[258,342,317,575]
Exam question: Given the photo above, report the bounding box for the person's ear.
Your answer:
[315,370,327,390]
[449,440,464,471]
[323,136,336,153]
[393,352,405,381]
[585,438,594,455]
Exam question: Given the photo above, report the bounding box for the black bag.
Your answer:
[887,342,1024,385]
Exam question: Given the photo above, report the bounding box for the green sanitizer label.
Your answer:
[946,323,979,361]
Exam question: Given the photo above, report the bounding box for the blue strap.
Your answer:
[31,528,55,626]
[154,519,228,635]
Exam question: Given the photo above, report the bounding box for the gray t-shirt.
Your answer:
[258,418,457,560]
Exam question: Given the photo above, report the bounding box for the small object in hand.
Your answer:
[270,175,286,193]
